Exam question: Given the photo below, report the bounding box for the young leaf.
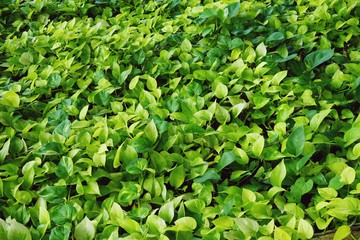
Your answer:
[118,218,141,234]
[143,120,158,144]
[174,217,197,231]
[344,127,360,147]
[0,91,20,108]
[274,227,291,240]
[310,109,331,132]
[184,199,206,213]
[169,165,185,188]
[180,39,192,52]
[7,218,32,240]
[233,218,259,237]
[270,160,286,187]
[298,219,314,239]
[340,167,355,184]
[19,52,33,65]
[333,225,351,240]
[74,217,95,240]
[146,215,166,235]
[256,42,267,57]
[159,201,175,223]
[215,82,228,99]
[252,135,264,157]
[118,66,132,85]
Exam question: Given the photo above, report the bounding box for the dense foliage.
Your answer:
[0,0,359,239]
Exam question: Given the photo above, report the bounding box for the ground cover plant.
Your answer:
[0,0,359,239]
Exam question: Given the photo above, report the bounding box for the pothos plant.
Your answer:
[0,0,359,239]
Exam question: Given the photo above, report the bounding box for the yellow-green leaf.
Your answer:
[0,91,20,108]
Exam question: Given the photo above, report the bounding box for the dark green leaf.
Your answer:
[50,204,77,225]
[39,186,67,204]
[131,137,153,153]
[266,32,285,43]
[37,142,64,156]
[226,2,240,18]
[55,156,74,179]
[286,125,305,156]
[194,169,220,183]
[304,49,334,70]
[48,73,62,88]
[54,119,71,137]
[216,151,239,171]
[50,225,71,240]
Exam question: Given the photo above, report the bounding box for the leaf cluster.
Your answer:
[0,0,359,239]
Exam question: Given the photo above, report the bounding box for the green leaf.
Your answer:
[226,2,240,18]
[270,160,286,187]
[55,156,73,179]
[54,119,71,137]
[274,227,291,240]
[271,71,287,86]
[126,158,148,175]
[6,218,32,240]
[296,154,312,172]
[256,42,267,57]
[214,82,228,99]
[131,137,153,153]
[143,120,158,144]
[50,224,71,240]
[252,135,264,157]
[37,142,63,155]
[298,219,314,239]
[344,127,360,147]
[326,198,360,220]
[340,167,355,184]
[215,105,230,124]
[180,38,192,52]
[266,32,285,43]
[333,225,351,240]
[112,61,121,79]
[216,151,238,171]
[74,217,95,240]
[174,217,197,231]
[194,169,220,183]
[146,215,166,235]
[169,165,185,188]
[48,73,62,88]
[286,125,305,156]
[304,49,334,70]
[50,204,77,225]
[310,109,331,132]
[233,218,259,237]
[193,69,217,81]
[118,66,132,85]
[0,139,10,164]
[39,186,67,204]
[318,188,337,200]
[19,52,33,65]
[146,75,157,91]
[0,91,20,108]
[159,201,175,223]
[118,218,141,234]
[184,199,206,213]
